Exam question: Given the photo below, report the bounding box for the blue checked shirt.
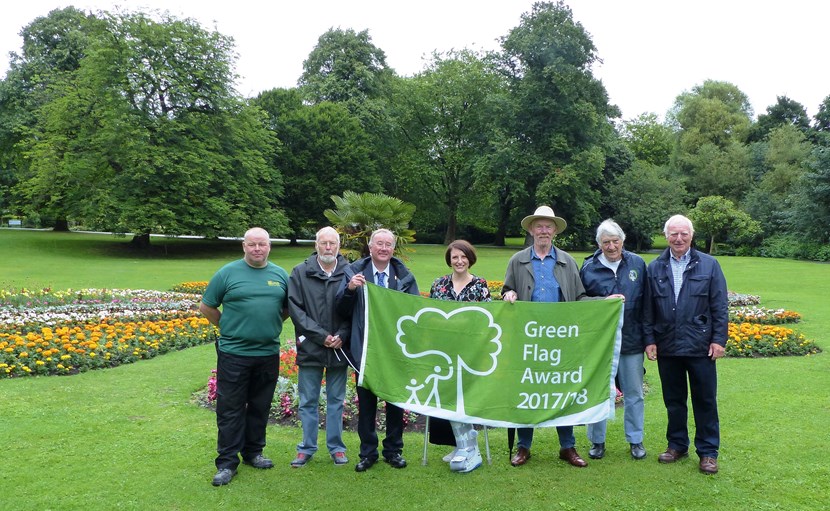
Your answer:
[669,250,691,302]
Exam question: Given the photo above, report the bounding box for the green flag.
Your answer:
[360,284,623,428]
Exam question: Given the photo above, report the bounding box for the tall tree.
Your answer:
[496,0,619,245]
[789,145,830,242]
[299,28,392,105]
[748,95,811,143]
[254,92,381,242]
[19,10,287,244]
[609,162,684,251]
[670,80,753,203]
[299,27,399,191]
[620,113,674,166]
[813,94,830,147]
[688,196,761,254]
[392,49,503,243]
[0,7,103,229]
[744,124,815,233]
[670,80,752,152]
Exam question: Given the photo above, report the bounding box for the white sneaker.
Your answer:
[449,447,482,473]
[442,448,459,463]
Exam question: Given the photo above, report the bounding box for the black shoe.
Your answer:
[355,457,377,472]
[630,443,647,460]
[211,468,236,486]
[243,454,274,469]
[384,453,407,469]
[589,442,605,459]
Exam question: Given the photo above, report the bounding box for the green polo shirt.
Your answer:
[202,259,289,356]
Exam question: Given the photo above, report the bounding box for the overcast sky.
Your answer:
[2,0,828,120]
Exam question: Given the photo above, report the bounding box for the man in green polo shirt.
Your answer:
[200,227,289,486]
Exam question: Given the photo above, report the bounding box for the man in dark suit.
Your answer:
[336,228,420,472]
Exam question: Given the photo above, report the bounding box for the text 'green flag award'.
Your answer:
[360,285,623,428]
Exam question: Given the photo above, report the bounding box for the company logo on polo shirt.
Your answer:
[267,280,282,287]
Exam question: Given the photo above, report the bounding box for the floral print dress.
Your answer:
[429,274,491,303]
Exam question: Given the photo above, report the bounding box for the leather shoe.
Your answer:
[630,443,647,460]
[354,457,377,472]
[559,447,588,467]
[510,446,531,466]
[384,453,407,469]
[589,442,605,459]
[243,454,274,469]
[211,468,236,486]
[658,447,688,463]
[699,456,718,474]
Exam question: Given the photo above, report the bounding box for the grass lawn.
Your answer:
[1,228,829,510]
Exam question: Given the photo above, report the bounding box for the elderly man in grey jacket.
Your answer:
[502,205,591,468]
[287,226,352,468]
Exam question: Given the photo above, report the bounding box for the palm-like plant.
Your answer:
[323,190,416,260]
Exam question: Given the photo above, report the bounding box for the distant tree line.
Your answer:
[1,1,829,259]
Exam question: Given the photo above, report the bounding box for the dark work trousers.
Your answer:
[356,383,404,460]
[215,349,279,470]
[656,355,720,458]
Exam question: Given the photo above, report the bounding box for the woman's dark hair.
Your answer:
[445,239,477,268]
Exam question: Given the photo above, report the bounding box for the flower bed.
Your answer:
[729,306,801,324]
[725,295,819,358]
[0,288,217,378]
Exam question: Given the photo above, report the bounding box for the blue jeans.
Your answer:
[517,426,575,450]
[297,365,347,456]
[587,352,645,444]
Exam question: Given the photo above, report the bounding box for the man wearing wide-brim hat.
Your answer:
[502,205,591,469]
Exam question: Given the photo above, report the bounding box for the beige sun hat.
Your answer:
[521,205,567,234]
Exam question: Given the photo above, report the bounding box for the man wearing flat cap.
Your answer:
[502,205,592,468]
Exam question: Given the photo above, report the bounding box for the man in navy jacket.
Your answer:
[336,228,419,473]
[581,219,648,461]
[643,215,728,475]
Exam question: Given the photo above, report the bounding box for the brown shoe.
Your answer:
[699,456,718,474]
[658,447,689,464]
[510,447,531,466]
[558,447,588,467]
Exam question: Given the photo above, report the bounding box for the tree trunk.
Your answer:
[130,233,151,248]
[709,235,716,254]
[53,217,70,231]
[492,192,511,246]
[443,212,458,245]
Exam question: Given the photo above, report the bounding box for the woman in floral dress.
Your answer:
[428,239,491,473]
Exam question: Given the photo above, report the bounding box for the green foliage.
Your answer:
[620,112,674,166]
[299,28,392,105]
[255,96,381,239]
[496,1,618,246]
[323,190,416,260]
[748,95,811,142]
[688,196,760,254]
[392,49,504,243]
[787,144,830,244]
[609,162,685,251]
[8,10,289,241]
